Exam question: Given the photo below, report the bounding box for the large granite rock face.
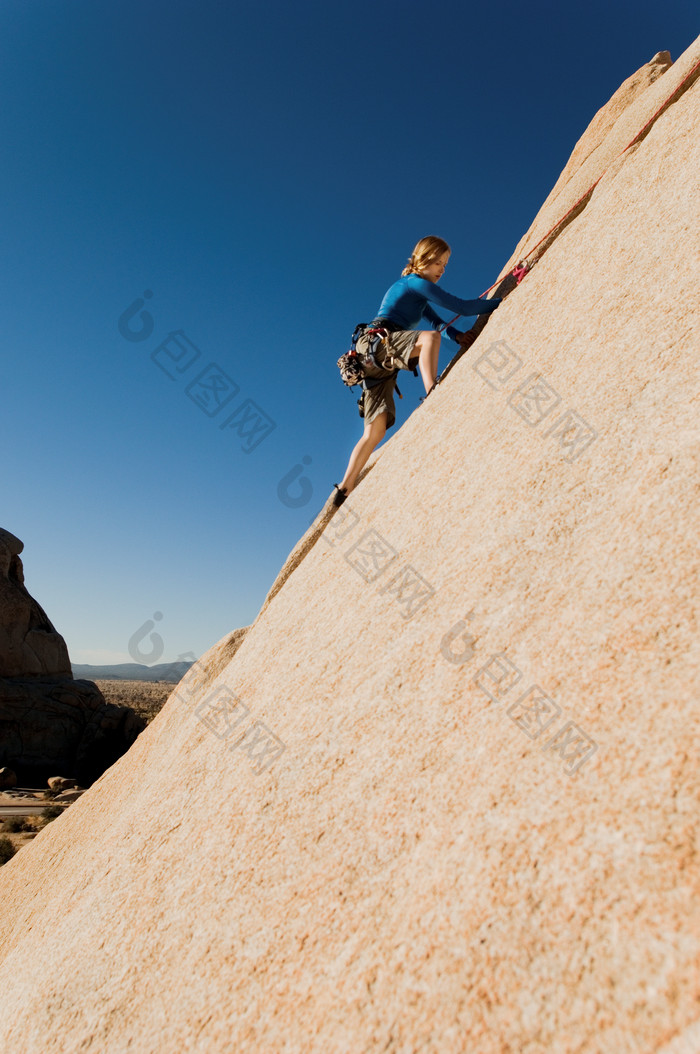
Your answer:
[0,40,699,1053]
[0,530,146,785]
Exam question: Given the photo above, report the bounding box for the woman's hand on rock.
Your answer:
[456,330,477,350]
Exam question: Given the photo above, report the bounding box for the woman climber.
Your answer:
[332,235,502,507]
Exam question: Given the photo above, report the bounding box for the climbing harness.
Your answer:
[336,323,370,388]
[340,52,700,416]
[338,319,420,417]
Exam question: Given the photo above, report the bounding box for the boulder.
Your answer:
[0,531,146,785]
[0,676,145,786]
[52,789,84,803]
[47,777,78,792]
[0,767,17,789]
[0,529,71,678]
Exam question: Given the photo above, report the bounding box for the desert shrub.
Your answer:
[41,806,63,823]
[0,836,16,865]
[2,817,27,833]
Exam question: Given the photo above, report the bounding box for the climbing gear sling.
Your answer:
[337,318,419,418]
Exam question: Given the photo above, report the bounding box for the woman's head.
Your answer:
[401,236,451,282]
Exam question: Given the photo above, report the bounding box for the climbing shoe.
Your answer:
[332,484,347,507]
[419,380,440,403]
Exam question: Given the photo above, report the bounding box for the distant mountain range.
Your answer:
[72,661,195,683]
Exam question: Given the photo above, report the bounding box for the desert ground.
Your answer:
[95,679,175,725]
[0,795,73,863]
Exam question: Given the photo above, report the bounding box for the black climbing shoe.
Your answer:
[419,380,440,403]
[332,484,347,507]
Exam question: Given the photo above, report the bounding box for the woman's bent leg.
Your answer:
[409,330,441,393]
[338,413,387,494]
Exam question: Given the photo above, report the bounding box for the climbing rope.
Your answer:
[434,50,700,388]
[477,52,700,297]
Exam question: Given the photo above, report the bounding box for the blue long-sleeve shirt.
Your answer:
[374,274,501,342]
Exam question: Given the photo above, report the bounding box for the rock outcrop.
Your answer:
[47,777,78,792]
[0,528,71,677]
[0,39,699,1054]
[0,530,146,785]
[0,767,17,790]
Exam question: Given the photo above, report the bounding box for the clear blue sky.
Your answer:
[2,0,697,666]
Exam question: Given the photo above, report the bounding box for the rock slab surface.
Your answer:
[0,41,699,1054]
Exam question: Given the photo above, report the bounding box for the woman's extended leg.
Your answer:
[409,330,441,393]
[337,412,387,495]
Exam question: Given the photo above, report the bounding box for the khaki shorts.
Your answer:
[357,328,420,429]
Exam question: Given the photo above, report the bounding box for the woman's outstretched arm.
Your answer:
[407,273,501,318]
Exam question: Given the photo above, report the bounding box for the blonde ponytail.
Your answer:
[401,235,451,276]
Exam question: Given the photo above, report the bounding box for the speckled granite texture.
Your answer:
[0,39,698,1054]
